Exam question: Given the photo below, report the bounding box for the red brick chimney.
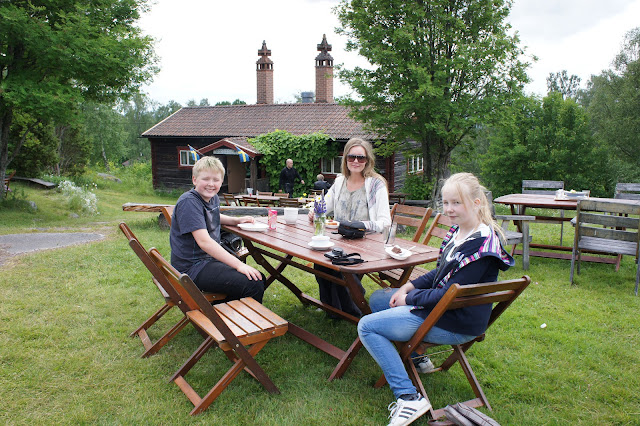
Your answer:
[315,34,334,103]
[256,41,274,104]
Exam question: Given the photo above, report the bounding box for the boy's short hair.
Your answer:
[192,156,225,179]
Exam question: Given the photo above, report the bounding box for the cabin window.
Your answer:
[179,150,197,166]
[408,155,424,174]
[321,156,342,174]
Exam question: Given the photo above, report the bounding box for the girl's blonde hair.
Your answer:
[192,156,225,179]
[442,173,504,239]
[340,138,385,184]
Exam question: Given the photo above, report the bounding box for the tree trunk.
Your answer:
[101,143,110,172]
[0,105,14,198]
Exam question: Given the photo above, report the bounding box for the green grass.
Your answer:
[1,178,639,425]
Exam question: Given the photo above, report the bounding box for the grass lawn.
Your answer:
[1,176,639,425]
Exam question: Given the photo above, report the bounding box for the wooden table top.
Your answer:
[494,194,640,210]
[224,216,439,274]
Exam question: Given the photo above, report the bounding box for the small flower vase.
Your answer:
[314,213,326,236]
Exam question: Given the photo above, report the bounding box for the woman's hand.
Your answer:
[307,209,314,222]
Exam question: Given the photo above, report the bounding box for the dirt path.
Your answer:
[0,232,106,267]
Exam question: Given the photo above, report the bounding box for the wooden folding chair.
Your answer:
[3,170,16,194]
[257,190,273,196]
[273,192,289,198]
[374,276,531,422]
[222,193,237,206]
[242,196,261,207]
[149,248,288,415]
[118,222,225,357]
[279,197,302,208]
[388,192,408,205]
[570,199,640,294]
[369,205,433,287]
[161,205,174,225]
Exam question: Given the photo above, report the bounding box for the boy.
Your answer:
[170,156,264,302]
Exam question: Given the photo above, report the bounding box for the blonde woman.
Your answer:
[308,138,391,317]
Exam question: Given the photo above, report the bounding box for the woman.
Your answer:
[358,173,514,426]
[309,138,391,318]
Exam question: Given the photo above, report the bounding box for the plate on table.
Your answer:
[385,245,412,260]
[326,221,340,229]
[308,241,335,251]
[238,222,269,232]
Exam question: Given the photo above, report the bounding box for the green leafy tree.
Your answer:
[153,100,182,122]
[82,103,129,171]
[547,70,582,99]
[585,28,640,182]
[9,112,59,177]
[119,93,157,161]
[335,0,530,200]
[481,93,611,196]
[55,122,91,176]
[250,130,339,196]
[0,0,157,195]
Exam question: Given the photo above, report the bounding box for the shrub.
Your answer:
[57,180,99,215]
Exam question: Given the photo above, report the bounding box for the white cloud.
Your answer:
[138,0,640,105]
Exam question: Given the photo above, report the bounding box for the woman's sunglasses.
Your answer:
[346,154,367,163]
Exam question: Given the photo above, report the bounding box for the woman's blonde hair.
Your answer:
[442,173,504,239]
[192,156,225,179]
[340,138,385,183]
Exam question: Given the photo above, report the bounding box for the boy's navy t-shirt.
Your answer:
[170,189,221,279]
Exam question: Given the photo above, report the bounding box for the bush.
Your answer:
[57,180,99,215]
[402,174,432,200]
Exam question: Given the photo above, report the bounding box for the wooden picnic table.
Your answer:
[223,214,439,380]
[494,193,640,263]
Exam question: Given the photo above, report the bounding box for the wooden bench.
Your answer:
[3,171,15,194]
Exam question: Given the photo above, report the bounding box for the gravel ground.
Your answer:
[0,232,105,266]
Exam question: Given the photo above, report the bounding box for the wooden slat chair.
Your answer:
[570,199,640,294]
[522,179,566,244]
[310,189,324,197]
[389,192,407,205]
[369,205,433,287]
[615,183,640,200]
[374,276,531,422]
[279,197,303,208]
[257,190,273,196]
[118,222,225,357]
[161,205,174,226]
[274,192,289,198]
[149,248,288,415]
[222,193,237,206]
[242,196,261,207]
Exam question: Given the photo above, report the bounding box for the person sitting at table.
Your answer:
[170,156,265,303]
[308,138,391,318]
[358,172,514,426]
[313,173,331,191]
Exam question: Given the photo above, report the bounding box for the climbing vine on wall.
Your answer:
[251,130,339,196]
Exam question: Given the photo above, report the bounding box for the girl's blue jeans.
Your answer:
[358,287,475,399]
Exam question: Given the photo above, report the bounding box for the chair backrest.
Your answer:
[522,180,564,195]
[310,189,324,196]
[390,204,433,243]
[389,192,407,205]
[119,222,180,302]
[222,193,236,206]
[402,276,531,359]
[242,196,261,207]
[574,199,640,258]
[422,212,455,246]
[257,191,273,196]
[161,205,174,226]
[614,183,640,200]
[273,192,289,198]
[279,198,302,208]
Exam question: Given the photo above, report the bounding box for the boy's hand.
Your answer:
[236,263,261,281]
[237,216,255,225]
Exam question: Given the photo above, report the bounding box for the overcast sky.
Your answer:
[137,0,640,106]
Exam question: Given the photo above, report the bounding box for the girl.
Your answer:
[358,173,514,426]
[308,138,392,318]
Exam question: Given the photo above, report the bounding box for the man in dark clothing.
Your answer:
[279,158,304,197]
[313,173,331,191]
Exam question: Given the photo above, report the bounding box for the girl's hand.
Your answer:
[390,289,408,307]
